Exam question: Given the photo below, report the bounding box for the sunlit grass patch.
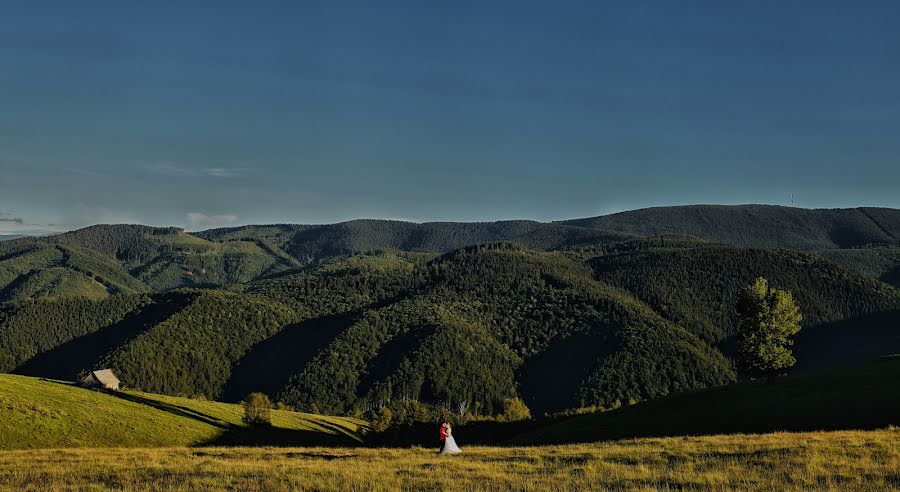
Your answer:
[0,429,896,491]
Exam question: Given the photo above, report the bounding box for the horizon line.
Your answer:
[5,202,898,237]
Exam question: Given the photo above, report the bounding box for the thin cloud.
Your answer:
[0,211,27,225]
[143,162,245,178]
[61,167,113,178]
[0,211,57,235]
[144,162,196,177]
[53,204,139,230]
[0,228,57,236]
[0,216,24,225]
[204,167,246,178]
[186,212,239,230]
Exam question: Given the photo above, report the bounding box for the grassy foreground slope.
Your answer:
[0,374,364,450]
[520,357,900,445]
[0,430,896,491]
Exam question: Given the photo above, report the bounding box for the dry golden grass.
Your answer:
[0,429,897,491]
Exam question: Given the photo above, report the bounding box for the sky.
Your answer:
[1,1,899,234]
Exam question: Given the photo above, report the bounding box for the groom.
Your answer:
[438,422,449,451]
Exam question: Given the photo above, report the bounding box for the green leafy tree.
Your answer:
[736,277,802,383]
[242,392,272,426]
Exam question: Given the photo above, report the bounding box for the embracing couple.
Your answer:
[438,422,461,454]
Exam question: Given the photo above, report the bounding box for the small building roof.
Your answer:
[89,369,120,386]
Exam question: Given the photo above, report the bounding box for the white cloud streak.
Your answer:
[186,212,239,230]
[203,167,246,178]
[60,167,113,178]
[143,162,246,178]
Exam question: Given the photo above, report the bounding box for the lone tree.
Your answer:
[243,392,272,426]
[736,277,802,384]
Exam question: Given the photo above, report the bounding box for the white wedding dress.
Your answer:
[441,429,461,454]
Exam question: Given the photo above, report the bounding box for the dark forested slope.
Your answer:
[275,245,734,415]
[590,240,900,346]
[561,205,900,250]
[0,294,152,372]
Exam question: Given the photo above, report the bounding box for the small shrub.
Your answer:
[274,402,294,411]
[548,405,606,418]
[502,397,531,421]
[243,392,272,426]
[369,407,393,432]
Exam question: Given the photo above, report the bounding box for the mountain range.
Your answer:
[1,204,898,416]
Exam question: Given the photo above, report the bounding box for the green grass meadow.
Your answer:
[0,374,364,449]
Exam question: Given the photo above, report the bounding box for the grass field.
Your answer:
[0,374,364,449]
[1,363,897,490]
[0,429,896,491]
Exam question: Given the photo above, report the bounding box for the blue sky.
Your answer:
[2,1,899,233]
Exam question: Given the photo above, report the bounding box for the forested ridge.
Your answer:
[590,243,900,346]
[1,205,899,417]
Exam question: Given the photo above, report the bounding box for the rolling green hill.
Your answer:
[818,245,900,288]
[0,226,297,303]
[1,205,899,419]
[588,240,900,346]
[561,205,900,250]
[2,241,899,418]
[0,294,153,373]
[103,291,299,398]
[0,244,149,303]
[0,373,365,449]
[3,206,900,305]
[1,245,741,415]
[518,356,900,444]
[275,244,735,415]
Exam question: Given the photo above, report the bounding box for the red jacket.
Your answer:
[439,427,449,440]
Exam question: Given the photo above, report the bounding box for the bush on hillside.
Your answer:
[243,392,272,426]
[369,407,393,432]
[501,397,532,421]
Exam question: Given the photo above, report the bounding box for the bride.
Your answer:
[439,422,461,454]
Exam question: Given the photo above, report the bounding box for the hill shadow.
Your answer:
[202,424,361,447]
[221,313,354,402]
[881,265,900,288]
[356,326,431,392]
[107,390,233,429]
[793,310,900,373]
[105,389,361,447]
[14,292,194,380]
[518,330,615,415]
[513,356,900,445]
